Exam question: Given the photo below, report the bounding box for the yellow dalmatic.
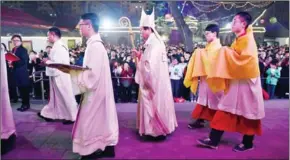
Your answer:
[183,38,222,94]
[206,25,260,93]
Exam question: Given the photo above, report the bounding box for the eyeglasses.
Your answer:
[79,23,89,26]
[12,40,21,42]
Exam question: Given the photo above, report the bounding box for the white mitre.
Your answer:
[140,8,163,42]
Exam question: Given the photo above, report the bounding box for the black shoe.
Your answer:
[80,149,103,160]
[103,146,115,157]
[62,120,74,125]
[37,112,54,122]
[233,144,254,152]
[143,135,167,142]
[17,105,30,112]
[188,121,205,129]
[197,138,218,149]
[1,133,16,155]
[155,135,167,141]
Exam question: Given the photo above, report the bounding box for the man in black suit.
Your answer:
[9,35,30,111]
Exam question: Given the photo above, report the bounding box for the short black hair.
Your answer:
[143,26,154,32]
[235,12,252,29]
[46,46,52,49]
[11,34,22,42]
[81,13,100,32]
[1,43,8,52]
[48,27,62,38]
[271,59,279,65]
[172,55,180,62]
[205,24,219,37]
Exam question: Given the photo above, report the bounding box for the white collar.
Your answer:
[87,34,102,45]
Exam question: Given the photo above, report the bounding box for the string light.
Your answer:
[191,1,221,13]
[249,1,273,8]
[193,1,220,7]
[222,1,272,8]
[189,1,272,12]
[222,3,235,10]
[235,2,250,8]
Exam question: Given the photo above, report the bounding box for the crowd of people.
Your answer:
[69,42,289,102]
[4,41,289,105]
[258,45,289,99]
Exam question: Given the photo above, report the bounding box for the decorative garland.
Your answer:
[191,1,221,13]
[189,1,273,12]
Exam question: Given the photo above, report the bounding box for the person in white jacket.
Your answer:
[169,56,184,98]
[38,27,78,125]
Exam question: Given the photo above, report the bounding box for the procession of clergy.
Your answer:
[1,8,264,159]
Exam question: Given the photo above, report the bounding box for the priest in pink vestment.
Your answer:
[60,13,118,160]
[38,27,78,125]
[133,8,178,140]
[1,43,16,155]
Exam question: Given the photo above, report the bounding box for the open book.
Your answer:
[5,53,20,62]
[44,63,90,71]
